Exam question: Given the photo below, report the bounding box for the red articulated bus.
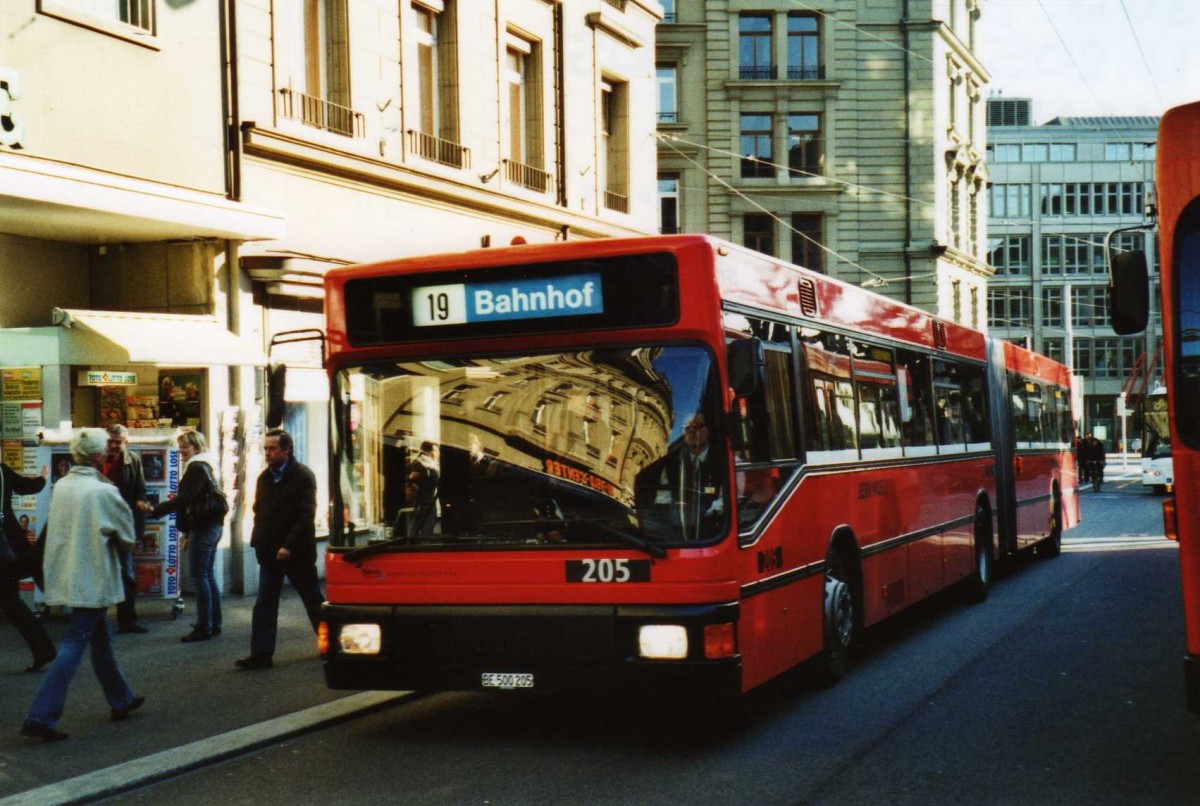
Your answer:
[311,234,1078,697]
[1110,100,1200,712]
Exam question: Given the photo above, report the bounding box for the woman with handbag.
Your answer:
[141,429,227,642]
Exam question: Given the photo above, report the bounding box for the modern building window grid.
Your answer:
[986,99,1160,445]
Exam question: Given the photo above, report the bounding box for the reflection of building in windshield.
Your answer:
[374,349,675,508]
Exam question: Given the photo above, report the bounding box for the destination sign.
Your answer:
[412,273,603,327]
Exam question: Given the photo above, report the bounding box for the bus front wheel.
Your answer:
[811,559,857,687]
[1040,492,1063,559]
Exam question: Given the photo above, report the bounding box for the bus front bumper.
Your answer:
[320,602,742,697]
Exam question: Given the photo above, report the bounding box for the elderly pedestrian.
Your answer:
[20,429,144,743]
[235,428,324,670]
[0,461,56,672]
[103,424,148,634]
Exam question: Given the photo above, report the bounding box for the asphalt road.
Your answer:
[110,482,1200,805]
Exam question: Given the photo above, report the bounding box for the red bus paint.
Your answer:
[1144,100,1200,711]
[315,235,1078,696]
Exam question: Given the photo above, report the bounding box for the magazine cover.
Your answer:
[136,523,163,558]
[135,560,163,595]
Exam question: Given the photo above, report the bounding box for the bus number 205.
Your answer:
[566,559,651,583]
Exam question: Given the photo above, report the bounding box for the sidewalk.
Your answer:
[0,590,406,802]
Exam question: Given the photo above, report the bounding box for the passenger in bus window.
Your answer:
[405,441,440,537]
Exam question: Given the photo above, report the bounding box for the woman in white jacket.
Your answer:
[21,429,144,742]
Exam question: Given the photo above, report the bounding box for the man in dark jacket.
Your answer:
[236,428,324,670]
[104,425,148,633]
[0,461,56,672]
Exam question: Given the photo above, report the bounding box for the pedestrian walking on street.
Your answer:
[236,428,324,670]
[21,429,144,743]
[0,461,56,673]
[142,429,224,642]
[103,425,148,634]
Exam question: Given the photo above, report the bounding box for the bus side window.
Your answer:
[801,328,858,463]
[960,362,991,449]
[731,319,800,529]
[852,341,902,459]
[896,349,936,456]
[933,359,965,452]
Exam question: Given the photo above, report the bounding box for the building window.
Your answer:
[411,2,463,166]
[988,286,1032,328]
[279,0,359,137]
[503,33,550,191]
[1071,285,1108,328]
[989,184,1031,219]
[1024,143,1049,162]
[1042,286,1063,328]
[41,0,155,37]
[949,179,962,249]
[1049,143,1077,161]
[1040,183,1064,216]
[656,64,678,124]
[791,214,822,272]
[991,144,1021,162]
[786,13,821,79]
[744,214,775,257]
[660,0,675,23]
[1043,337,1064,365]
[601,79,629,211]
[1041,235,1063,275]
[787,113,822,177]
[740,114,774,178]
[952,279,963,323]
[658,174,680,234]
[988,236,1030,275]
[970,286,979,329]
[738,14,774,79]
[1105,143,1132,161]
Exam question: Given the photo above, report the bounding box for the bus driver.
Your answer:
[637,413,725,540]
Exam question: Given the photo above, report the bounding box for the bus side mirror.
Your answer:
[1108,249,1150,335]
[266,362,288,428]
[728,338,766,398]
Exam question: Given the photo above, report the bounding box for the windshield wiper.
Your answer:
[481,517,667,558]
[563,518,667,559]
[343,535,409,564]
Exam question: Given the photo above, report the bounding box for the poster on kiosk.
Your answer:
[3,366,183,607]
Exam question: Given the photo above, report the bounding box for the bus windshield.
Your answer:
[1142,393,1171,460]
[331,344,728,553]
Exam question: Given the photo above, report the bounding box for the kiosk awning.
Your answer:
[52,309,267,367]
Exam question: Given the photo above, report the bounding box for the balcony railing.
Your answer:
[407,130,471,169]
[657,111,678,124]
[787,65,826,80]
[604,190,629,213]
[278,88,364,138]
[738,66,777,80]
[503,159,552,193]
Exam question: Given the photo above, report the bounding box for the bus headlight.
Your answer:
[338,624,382,655]
[638,625,688,659]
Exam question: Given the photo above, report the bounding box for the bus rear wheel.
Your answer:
[962,504,993,604]
[812,560,857,687]
[1040,493,1063,559]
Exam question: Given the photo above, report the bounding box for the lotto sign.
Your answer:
[411,273,603,326]
[164,449,181,598]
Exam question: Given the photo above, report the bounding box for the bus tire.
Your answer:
[812,553,858,687]
[962,503,993,604]
[1040,491,1063,559]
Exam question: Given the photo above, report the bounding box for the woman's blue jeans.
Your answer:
[26,607,136,730]
[188,523,223,634]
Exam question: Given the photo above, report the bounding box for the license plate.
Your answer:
[481,672,534,690]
